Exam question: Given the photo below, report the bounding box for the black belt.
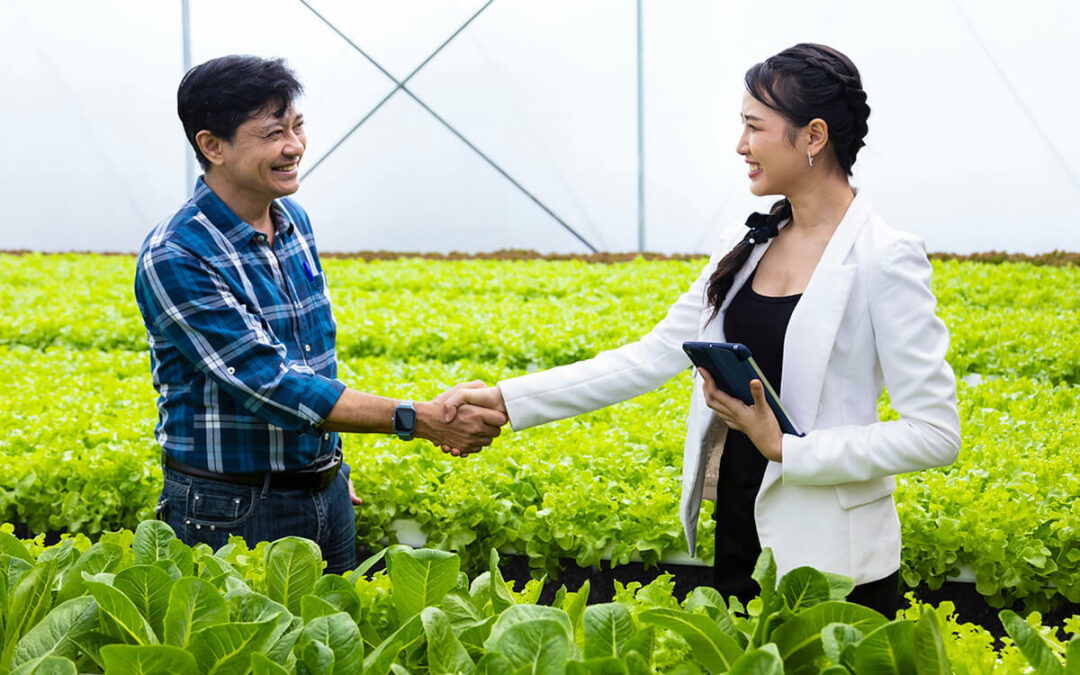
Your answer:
[163,450,342,491]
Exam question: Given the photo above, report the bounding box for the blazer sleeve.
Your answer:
[499,254,720,431]
[781,235,962,485]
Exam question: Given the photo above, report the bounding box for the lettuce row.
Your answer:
[2,254,1079,382]
[4,344,1080,606]
[1,520,1077,673]
[2,254,1079,608]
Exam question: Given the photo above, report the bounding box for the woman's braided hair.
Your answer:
[705,43,870,320]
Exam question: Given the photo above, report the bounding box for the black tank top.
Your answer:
[714,267,801,601]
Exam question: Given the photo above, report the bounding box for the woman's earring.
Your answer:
[808,150,814,168]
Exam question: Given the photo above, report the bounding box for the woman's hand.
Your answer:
[437,383,509,457]
[698,367,784,462]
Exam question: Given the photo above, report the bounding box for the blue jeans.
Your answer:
[157,464,357,575]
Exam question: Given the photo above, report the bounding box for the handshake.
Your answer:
[413,381,508,458]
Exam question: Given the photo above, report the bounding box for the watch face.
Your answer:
[396,407,416,432]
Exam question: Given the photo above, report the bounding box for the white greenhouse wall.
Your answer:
[3,0,1079,255]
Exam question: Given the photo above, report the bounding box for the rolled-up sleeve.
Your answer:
[135,242,345,434]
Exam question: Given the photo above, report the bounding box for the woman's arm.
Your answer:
[780,235,962,485]
[494,253,722,431]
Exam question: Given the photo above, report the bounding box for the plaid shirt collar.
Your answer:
[192,176,296,248]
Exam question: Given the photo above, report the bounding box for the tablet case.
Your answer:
[682,341,804,437]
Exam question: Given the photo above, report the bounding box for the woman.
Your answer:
[445,43,960,616]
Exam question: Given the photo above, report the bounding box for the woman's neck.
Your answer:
[785,174,856,234]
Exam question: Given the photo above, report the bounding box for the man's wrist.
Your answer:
[392,400,417,441]
[412,401,443,441]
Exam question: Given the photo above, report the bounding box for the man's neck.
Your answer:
[204,172,275,236]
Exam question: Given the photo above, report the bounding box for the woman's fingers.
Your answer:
[750,379,767,406]
[699,369,742,410]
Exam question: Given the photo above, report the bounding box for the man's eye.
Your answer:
[268,130,283,138]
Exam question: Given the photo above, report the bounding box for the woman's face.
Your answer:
[736,91,806,197]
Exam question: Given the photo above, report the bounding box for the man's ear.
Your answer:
[194,130,226,168]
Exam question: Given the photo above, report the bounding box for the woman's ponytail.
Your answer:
[705,199,791,322]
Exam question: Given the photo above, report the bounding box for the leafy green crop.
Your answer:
[893,378,1080,609]
[5,254,1079,381]
[2,253,1079,609]
[0,522,1076,673]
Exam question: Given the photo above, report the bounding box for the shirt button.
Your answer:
[227,366,236,375]
[305,344,311,352]
[323,433,330,440]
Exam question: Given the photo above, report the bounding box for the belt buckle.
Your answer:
[316,461,340,491]
[308,451,341,491]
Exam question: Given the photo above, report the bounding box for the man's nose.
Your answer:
[283,131,304,155]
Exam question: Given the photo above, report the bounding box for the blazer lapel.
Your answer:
[778,191,873,433]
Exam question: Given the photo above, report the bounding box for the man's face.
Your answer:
[216,104,306,200]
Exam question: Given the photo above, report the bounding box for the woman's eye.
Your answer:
[268,130,282,138]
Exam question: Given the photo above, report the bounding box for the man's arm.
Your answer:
[136,243,505,451]
[321,389,506,453]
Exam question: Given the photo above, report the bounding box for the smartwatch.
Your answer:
[393,401,417,441]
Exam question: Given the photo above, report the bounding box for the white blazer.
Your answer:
[498,192,961,584]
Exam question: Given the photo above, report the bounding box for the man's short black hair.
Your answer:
[178,55,303,170]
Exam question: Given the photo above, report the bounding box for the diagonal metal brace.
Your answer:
[297,0,599,252]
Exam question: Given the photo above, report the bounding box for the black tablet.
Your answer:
[682,341,804,437]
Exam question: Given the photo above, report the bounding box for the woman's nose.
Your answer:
[735,129,749,155]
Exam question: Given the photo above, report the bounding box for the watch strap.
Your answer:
[394,400,416,441]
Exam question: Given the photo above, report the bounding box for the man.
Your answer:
[134,55,505,574]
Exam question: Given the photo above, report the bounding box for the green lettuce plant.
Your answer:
[2,254,1080,608]
[4,522,1078,673]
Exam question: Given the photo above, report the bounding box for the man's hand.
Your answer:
[347,477,363,505]
[438,384,508,457]
[413,396,506,457]
[698,367,783,462]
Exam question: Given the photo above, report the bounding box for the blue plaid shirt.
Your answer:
[134,178,346,473]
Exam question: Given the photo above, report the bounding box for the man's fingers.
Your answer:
[347,478,363,505]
